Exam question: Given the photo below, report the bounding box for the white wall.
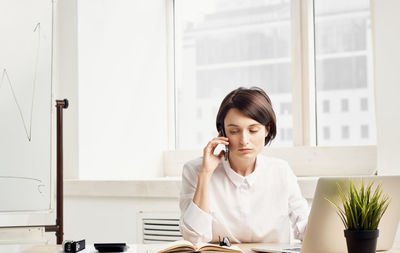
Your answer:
[77,0,169,179]
[371,0,400,175]
[53,0,170,179]
[371,0,400,241]
[64,196,179,243]
[53,0,79,179]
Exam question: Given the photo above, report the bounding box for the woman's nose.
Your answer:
[239,131,249,145]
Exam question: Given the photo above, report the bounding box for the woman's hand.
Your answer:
[201,135,229,176]
[193,135,229,213]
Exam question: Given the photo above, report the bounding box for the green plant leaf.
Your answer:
[325,179,391,230]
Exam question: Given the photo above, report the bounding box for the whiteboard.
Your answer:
[0,0,53,212]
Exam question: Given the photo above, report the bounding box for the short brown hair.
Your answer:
[216,87,277,145]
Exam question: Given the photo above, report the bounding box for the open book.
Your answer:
[155,240,244,253]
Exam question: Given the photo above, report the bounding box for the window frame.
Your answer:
[167,0,377,175]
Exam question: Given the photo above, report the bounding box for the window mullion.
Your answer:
[167,0,176,150]
[291,0,304,147]
[299,0,317,147]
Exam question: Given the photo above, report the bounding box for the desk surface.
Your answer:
[22,242,400,253]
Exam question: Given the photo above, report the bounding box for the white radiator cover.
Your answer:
[137,211,182,244]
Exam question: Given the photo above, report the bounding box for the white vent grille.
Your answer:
[137,212,183,244]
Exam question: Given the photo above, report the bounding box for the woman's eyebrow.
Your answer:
[226,123,262,127]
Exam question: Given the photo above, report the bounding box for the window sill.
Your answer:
[164,146,377,177]
[64,178,181,198]
[64,177,318,199]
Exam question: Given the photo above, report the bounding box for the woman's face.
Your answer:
[223,108,268,161]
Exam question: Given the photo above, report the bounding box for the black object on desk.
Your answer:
[218,236,231,247]
[64,239,86,252]
[94,243,128,252]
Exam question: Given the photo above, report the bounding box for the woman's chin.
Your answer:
[233,152,256,160]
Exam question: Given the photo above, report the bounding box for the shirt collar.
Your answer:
[222,155,261,188]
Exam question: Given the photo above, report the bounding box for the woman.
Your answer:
[179,87,309,244]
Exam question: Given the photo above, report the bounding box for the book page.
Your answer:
[197,242,244,253]
[155,240,195,253]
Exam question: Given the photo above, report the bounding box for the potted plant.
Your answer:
[327,180,391,253]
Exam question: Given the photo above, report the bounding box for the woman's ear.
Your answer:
[265,124,271,137]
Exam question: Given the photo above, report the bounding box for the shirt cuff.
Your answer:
[182,201,213,237]
[294,217,308,241]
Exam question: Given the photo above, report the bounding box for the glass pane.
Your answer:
[315,0,376,146]
[175,0,293,149]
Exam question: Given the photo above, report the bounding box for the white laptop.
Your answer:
[252,176,400,253]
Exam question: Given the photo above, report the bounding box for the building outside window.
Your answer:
[322,100,330,113]
[341,98,349,112]
[323,126,330,140]
[174,0,293,149]
[342,126,350,139]
[280,102,292,115]
[175,0,376,149]
[315,0,376,146]
[361,124,369,139]
[360,97,369,111]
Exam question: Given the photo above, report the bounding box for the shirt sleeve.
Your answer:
[286,163,310,241]
[179,161,213,243]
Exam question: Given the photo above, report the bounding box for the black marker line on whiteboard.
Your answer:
[0,176,45,194]
[0,22,42,142]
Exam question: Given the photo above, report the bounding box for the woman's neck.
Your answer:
[228,156,256,177]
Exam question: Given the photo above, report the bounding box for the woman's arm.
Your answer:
[179,161,213,243]
[192,171,212,212]
[179,136,228,243]
[193,136,228,212]
[286,164,310,241]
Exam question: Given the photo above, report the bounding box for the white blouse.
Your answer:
[179,154,309,244]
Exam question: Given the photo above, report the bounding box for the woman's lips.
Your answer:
[238,148,252,153]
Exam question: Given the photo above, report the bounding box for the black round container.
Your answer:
[344,229,379,253]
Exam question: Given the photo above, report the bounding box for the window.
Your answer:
[360,97,368,111]
[323,126,330,140]
[196,108,202,118]
[174,0,293,149]
[174,0,376,149]
[75,0,378,179]
[286,128,293,141]
[322,100,330,113]
[280,128,286,141]
[361,125,369,139]
[341,99,349,112]
[280,102,292,115]
[315,0,376,146]
[342,126,350,139]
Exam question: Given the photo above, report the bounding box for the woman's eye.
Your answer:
[229,131,239,134]
[249,129,259,133]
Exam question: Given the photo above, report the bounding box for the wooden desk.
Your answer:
[23,242,400,253]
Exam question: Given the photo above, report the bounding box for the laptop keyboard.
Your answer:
[282,248,301,252]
